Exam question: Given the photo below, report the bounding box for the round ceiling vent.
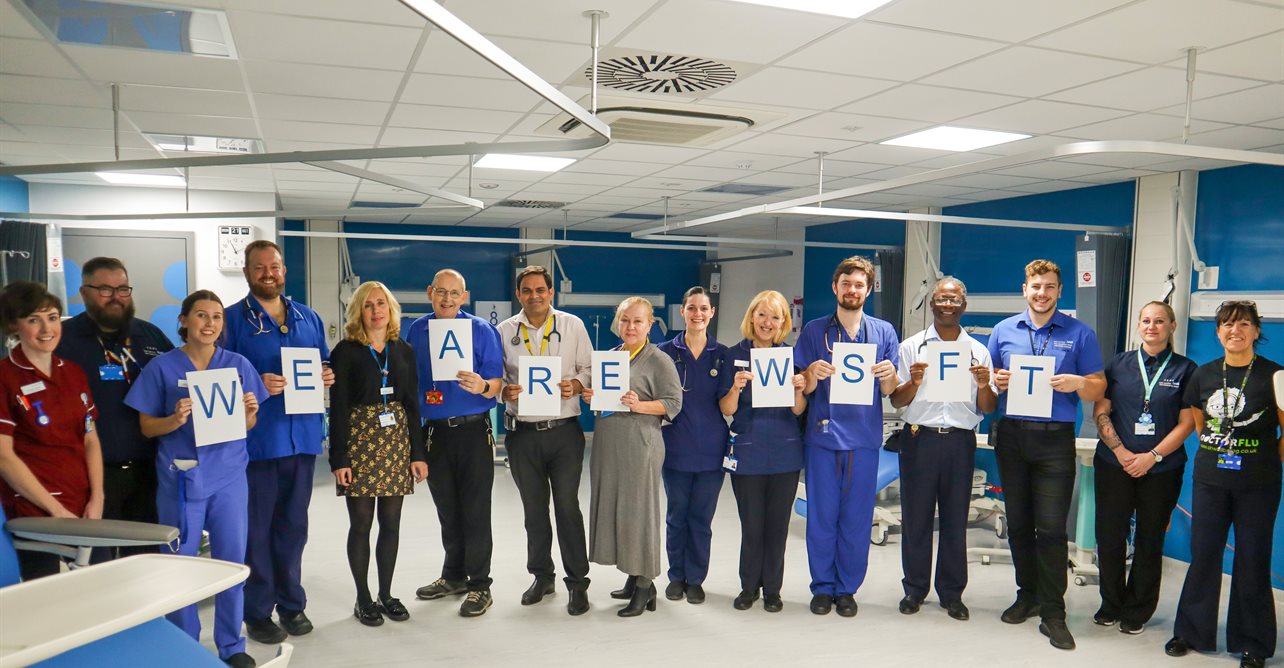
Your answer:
[587,54,736,94]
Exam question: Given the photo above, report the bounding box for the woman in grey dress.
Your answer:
[582,297,683,617]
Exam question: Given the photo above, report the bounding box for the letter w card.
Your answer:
[922,341,972,403]
[750,347,795,408]
[282,347,325,415]
[518,356,561,417]
[591,351,630,413]
[830,342,876,406]
[186,367,246,447]
[428,319,473,381]
[1006,354,1054,419]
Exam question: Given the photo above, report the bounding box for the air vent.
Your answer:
[495,200,568,209]
[535,95,783,147]
[587,54,736,94]
[700,184,793,196]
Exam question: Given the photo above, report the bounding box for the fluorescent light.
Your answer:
[725,0,894,19]
[145,133,264,154]
[474,154,575,172]
[881,126,1031,152]
[97,172,187,187]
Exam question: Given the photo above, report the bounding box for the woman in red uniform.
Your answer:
[0,281,104,580]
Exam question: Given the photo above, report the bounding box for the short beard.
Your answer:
[87,300,135,331]
[838,296,863,312]
[250,281,283,301]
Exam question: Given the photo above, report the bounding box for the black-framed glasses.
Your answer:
[83,284,133,297]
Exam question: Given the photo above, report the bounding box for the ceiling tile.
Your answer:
[229,11,423,70]
[401,74,541,111]
[245,62,406,101]
[0,103,112,129]
[840,84,1022,123]
[827,142,950,165]
[235,0,421,26]
[727,132,861,158]
[71,46,247,91]
[376,126,499,147]
[589,143,708,164]
[1186,124,1284,148]
[707,67,895,110]
[651,165,752,182]
[1186,31,1284,82]
[957,100,1130,134]
[990,161,1117,179]
[934,173,1048,190]
[0,75,102,106]
[1156,84,1284,124]
[446,0,656,45]
[0,1,43,39]
[616,0,845,65]
[867,0,1132,42]
[1047,66,1263,112]
[387,104,524,133]
[921,47,1141,97]
[0,38,80,79]
[125,112,260,139]
[1060,113,1228,141]
[121,87,252,117]
[774,112,931,143]
[254,94,390,125]
[975,134,1089,156]
[261,120,381,145]
[1256,116,1284,129]
[779,23,1005,81]
[419,34,588,87]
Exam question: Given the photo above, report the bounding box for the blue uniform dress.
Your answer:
[124,347,268,660]
[724,339,805,598]
[657,333,729,588]
[794,312,899,598]
[223,294,328,621]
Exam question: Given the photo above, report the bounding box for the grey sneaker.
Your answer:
[416,578,467,600]
[459,589,493,617]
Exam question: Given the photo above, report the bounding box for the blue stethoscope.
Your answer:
[823,311,868,353]
[244,298,294,336]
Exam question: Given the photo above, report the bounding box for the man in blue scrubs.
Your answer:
[795,256,900,617]
[56,256,173,562]
[224,240,334,644]
[987,259,1105,651]
[406,269,504,618]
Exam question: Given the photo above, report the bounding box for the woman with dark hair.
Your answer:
[655,286,728,604]
[0,281,104,580]
[125,289,267,668]
[1165,300,1283,668]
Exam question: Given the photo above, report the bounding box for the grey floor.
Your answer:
[194,443,1277,668]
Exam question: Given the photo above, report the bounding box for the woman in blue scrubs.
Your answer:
[656,286,728,604]
[125,290,267,668]
[720,290,806,612]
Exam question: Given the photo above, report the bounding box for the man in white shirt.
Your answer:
[498,265,593,616]
[890,276,996,622]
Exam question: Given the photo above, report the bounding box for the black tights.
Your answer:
[345,495,405,605]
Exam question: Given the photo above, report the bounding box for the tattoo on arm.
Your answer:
[1096,413,1124,450]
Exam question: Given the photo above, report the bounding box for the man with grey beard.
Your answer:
[55,256,174,562]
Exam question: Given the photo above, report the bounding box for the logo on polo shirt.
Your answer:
[1052,340,1074,351]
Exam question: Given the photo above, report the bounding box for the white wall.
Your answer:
[713,229,805,345]
[29,183,276,304]
[1128,172,1193,353]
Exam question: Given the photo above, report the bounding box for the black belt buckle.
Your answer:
[534,419,556,431]
[932,426,953,434]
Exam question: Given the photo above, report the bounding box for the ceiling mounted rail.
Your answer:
[0,205,474,222]
[773,207,1127,233]
[634,233,898,251]
[280,229,727,253]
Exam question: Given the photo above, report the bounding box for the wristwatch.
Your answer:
[1150,449,1163,463]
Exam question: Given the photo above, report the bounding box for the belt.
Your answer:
[426,412,489,429]
[911,424,971,434]
[508,416,575,432]
[1009,418,1073,432]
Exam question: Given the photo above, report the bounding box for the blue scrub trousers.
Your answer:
[805,446,878,597]
[158,474,249,660]
[244,454,313,620]
[661,467,723,586]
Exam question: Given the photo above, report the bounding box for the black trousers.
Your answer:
[1094,458,1183,625]
[17,551,60,581]
[90,461,158,564]
[730,470,799,597]
[994,419,1077,621]
[425,418,494,590]
[506,421,590,585]
[1174,480,1281,658]
[899,428,976,604]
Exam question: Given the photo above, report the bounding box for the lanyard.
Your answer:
[97,333,135,382]
[369,344,390,407]
[521,314,554,355]
[1136,348,1173,412]
[1217,355,1255,442]
[1026,324,1055,356]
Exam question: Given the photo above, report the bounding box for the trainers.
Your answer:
[1039,620,1076,650]
[460,589,493,617]
[1119,620,1144,635]
[416,578,467,600]
[1000,598,1040,624]
[1092,609,1118,626]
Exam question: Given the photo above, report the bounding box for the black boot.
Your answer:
[610,576,637,600]
[618,583,657,617]
[567,581,590,616]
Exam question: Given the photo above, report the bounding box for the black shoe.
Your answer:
[763,595,783,613]
[459,590,493,617]
[686,584,706,605]
[898,595,922,615]
[1241,654,1266,668]
[664,580,686,601]
[354,600,384,627]
[522,577,556,606]
[835,595,858,618]
[1000,598,1040,624]
[278,610,313,636]
[244,617,287,644]
[379,597,410,622]
[610,576,637,600]
[567,582,590,616]
[1164,636,1191,657]
[618,583,657,617]
[1039,620,1076,650]
[416,578,466,600]
[733,590,759,610]
[223,652,255,668]
[809,594,833,615]
[1092,609,1119,626]
[1119,620,1144,635]
[944,600,970,621]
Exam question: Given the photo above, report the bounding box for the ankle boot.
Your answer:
[567,581,590,616]
[618,583,657,617]
[610,576,637,600]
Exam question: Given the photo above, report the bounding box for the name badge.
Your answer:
[19,381,45,395]
[1216,453,1242,470]
[378,412,397,428]
[733,359,750,369]
[380,386,394,396]
[1134,422,1156,436]
[426,390,444,405]
[99,364,126,381]
[722,454,738,472]
[177,379,188,388]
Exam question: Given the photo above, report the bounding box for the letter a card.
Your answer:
[429,319,473,381]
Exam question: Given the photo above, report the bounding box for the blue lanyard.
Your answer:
[1135,348,1173,412]
[369,344,390,407]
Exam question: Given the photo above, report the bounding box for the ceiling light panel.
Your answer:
[725,0,894,19]
[97,172,186,186]
[475,154,576,172]
[882,126,1031,151]
[21,0,237,57]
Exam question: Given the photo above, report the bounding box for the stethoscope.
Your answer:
[916,339,980,367]
[823,312,868,353]
[244,298,294,336]
[511,314,561,351]
[669,341,723,392]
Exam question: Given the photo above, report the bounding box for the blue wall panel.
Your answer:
[0,177,29,213]
[802,218,906,326]
[343,221,519,304]
[282,219,307,305]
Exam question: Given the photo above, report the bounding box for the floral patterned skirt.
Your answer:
[336,402,414,498]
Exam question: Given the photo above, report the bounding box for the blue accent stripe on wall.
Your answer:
[802,218,906,326]
[0,176,29,214]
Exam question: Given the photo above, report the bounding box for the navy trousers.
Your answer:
[898,428,976,604]
[661,467,723,586]
[243,454,314,620]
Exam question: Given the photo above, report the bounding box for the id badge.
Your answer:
[1134,421,1156,436]
[426,390,444,405]
[99,364,126,381]
[819,419,831,435]
[1216,453,1242,470]
[380,386,394,397]
[378,412,397,428]
[722,454,738,472]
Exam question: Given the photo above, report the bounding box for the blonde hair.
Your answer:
[344,281,402,344]
[610,296,654,336]
[740,290,791,344]
[1139,300,1177,346]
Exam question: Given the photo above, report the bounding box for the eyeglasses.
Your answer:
[1219,300,1257,309]
[84,284,133,297]
[433,289,464,300]
[931,297,964,306]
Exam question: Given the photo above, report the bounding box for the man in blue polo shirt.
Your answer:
[987,258,1105,651]
[406,269,504,618]
[224,240,334,644]
[796,256,900,618]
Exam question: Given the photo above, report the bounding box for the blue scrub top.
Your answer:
[724,339,804,475]
[794,312,899,451]
[658,333,730,473]
[987,310,1104,423]
[405,310,504,421]
[124,348,268,499]
[1096,346,1195,473]
[223,294,329,460]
